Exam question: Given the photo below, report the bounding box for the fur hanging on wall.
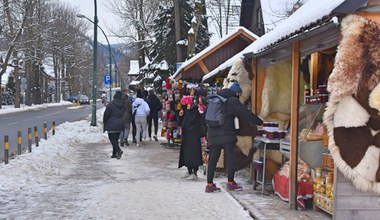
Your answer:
[323,14,380,194]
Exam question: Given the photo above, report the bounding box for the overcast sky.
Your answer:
[61,0,124,45]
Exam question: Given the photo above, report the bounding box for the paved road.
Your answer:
[0,102,104,160]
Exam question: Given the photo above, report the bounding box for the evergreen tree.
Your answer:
[148,0,210,80]
[4,75,16,105]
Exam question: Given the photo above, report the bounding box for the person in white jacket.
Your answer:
[132,90,150,147]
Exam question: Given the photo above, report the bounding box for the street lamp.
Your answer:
[78,0,98,126]
[76,13,113,105]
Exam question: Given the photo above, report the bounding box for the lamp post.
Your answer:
[76,13,113,107]
[83,0,98,126]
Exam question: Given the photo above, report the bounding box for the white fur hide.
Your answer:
[223,59,252,104]
[260,60,292,119]
[334,96,370,128]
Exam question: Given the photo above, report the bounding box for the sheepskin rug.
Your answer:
[323,14,380,194]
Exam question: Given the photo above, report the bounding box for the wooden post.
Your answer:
[251,58,258,114]
[17,131,22,155]
[289,41,300,209]
[34,126,39,147]
[28,128,32,152]
[4,135,9,164]
[52,121,56,135]
[43,122,47,140]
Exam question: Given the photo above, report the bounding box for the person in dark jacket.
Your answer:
[178,95,204,180]
[205,82,263,192]
[103,91,126,159]
[147,89,162,141]
[119,89,133,147]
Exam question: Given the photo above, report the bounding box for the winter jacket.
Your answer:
[122,94,133,124]
[206,89,263,146]
[178,106,204,169]
[103,99,126,132]
[132,97,150,117]
[147,94,162,116]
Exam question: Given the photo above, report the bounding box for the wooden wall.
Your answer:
[333,168,380,220]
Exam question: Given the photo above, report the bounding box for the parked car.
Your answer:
[66,96,77,102]
[77,95,90,105]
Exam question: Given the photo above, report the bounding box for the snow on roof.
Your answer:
[203,0,349,82]
[128,60,140,76]
[244,0,347,54]
[261,0,311,33]
[171,26,259,80]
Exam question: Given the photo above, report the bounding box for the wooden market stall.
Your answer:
[171,27,258,82]
[241,0,380,219]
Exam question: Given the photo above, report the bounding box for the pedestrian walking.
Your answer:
[147,89,162,141]
[119,88,133,147]
[178,96,205,180]
[103,91,126,159]
[132,90,150,147]
[205,82,263,192]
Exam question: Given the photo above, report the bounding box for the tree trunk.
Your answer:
[14,60,20,108]
[174,0,183,62]
[225,0,231,35]
[187,1,203,58]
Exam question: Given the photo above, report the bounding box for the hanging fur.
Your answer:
[324,14,380,194]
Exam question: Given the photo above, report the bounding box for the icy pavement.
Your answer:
[0,137,252,219]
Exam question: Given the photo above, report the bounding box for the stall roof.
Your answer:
[203,0,367,82]
[171,26,259,81]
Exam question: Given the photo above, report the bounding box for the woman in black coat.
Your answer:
[103,91,126,159]
[178,96,204,180]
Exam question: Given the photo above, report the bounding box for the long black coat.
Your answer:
[147,94,162,116]
[103,99,126,132]
[207,89,263,146]
[178,107,203,169]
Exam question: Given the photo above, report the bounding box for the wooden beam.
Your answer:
[183,29,253,72]
[251,58,257,114]
[310,52,319,90]
[289,41,300,210]
[198,60,209,74]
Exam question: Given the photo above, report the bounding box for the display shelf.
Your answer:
[313,192,333,215]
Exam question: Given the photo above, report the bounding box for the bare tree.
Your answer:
[0,0,31,108]
[110,0,163,67]
[206,0,240,38]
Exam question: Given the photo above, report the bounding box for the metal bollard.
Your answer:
[44,122,47,140]
[17,131,22,155]
[4,135,9,164]
[52,121,56,135]
[34,126,39,147]
[28,128,32,153]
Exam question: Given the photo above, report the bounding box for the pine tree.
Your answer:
[148,0,210,77]
[4,75,16,105]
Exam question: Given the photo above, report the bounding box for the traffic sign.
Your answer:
[104,75,111,85]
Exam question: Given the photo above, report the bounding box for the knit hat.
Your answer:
[114,91,122,99]
[180,95,193,105]
[229,82,242,94]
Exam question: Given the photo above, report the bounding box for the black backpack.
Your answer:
[205,94,227,127]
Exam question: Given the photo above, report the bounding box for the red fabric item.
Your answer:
[166,78,172,89]
[273,172,313,209]
[180,95,193,105]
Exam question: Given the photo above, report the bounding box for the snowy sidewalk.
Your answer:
[0,136,252,219]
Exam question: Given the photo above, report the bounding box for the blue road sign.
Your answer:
[104,75,111,85]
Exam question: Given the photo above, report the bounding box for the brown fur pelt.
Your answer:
[324,14,380,194]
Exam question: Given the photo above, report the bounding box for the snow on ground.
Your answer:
[0,101,73,115]
[0,107,252,219]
